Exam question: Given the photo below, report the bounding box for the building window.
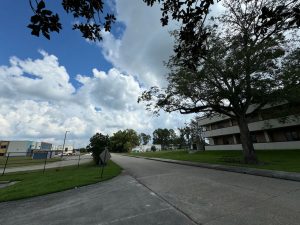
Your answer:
[1,145,7,149]
[247,113,260,123]
[251,134,257,143]
[222,135,234,145]
[285,131,300,141]
[231,119,238,126]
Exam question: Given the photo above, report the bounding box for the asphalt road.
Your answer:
[112,154,300,225]
[0,154,299,225]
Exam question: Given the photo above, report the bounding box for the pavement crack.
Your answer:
[98,207,172,225]
[132,175,202,225]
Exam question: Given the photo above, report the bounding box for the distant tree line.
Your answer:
[87,118,206,163]
[86,129,142,164]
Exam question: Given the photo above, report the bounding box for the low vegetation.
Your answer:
[0,161,122,202]
[128,150,300,173]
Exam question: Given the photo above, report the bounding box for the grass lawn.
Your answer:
[0,161,122,202]
[128,150,300,173]
[0,156,61,168]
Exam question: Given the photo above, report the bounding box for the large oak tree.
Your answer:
[139,0,300,163]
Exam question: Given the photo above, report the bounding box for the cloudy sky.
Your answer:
[0,0,200,147]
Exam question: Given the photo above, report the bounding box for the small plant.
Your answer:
[151,145,156,152]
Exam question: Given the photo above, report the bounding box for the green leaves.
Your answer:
[28,0,115,41]
[86,132,110,164]
[28,1,62,40]
[37,0,45,11]
[110,129,140,153]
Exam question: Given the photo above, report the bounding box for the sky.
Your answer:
[0,0,197,148]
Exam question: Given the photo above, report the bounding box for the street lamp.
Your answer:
[61,131,70,157]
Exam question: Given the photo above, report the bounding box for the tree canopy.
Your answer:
[28,0,115,40]
[152,128,177,149]
[139,0,300,163]
[144,0,300,65]
[139,133,151,145]
[27,0,300,48]
[86,132,109,164]
[179,118,205,150]
[109,129,140,153]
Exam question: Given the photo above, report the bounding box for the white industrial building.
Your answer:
[0,141,53,156]
[52,144,75,155]
[6,141,34,156]
[198,103,300,150]
[132,144,162,153]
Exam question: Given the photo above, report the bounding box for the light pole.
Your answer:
[61,131,70,157]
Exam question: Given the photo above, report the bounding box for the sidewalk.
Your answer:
[127,155,300,182]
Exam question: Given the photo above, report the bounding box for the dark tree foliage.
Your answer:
[139,133,151,145]
[152,128,177,149]
[179,118,205,150]
[279,48,300,103]
[28,0,299,46]
[143,0,300,67]
[86,132,110,165]
[109,129,140,153]
[28,0,115,40]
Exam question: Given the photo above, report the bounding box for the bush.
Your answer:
[86,133,109,165]
[151,145,156,152]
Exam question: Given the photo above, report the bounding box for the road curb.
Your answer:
[126,155,300,182]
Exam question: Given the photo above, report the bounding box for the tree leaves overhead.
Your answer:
[28,0,61,39]
[27,0,299,43]
[257,1,300,35]
[143,0,300,63]
[28,0,115,41]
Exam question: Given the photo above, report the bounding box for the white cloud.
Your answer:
[0,50,75,102]
[0,51,189,147]
[100,0,225,90]
[100,0,179,88]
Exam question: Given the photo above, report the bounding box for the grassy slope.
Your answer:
[0,161,122,202]
[128,150,300,173]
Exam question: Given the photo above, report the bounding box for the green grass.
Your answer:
[0,156,61,168]
[0,161,122,202]
[128,150,300,173]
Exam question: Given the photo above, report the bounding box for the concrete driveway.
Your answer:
[0,173,194,225]
[0,153,299,225]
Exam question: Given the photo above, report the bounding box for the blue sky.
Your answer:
[0,0,118,88]
[0,0,191,147]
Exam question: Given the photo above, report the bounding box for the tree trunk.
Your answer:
[196,138,205,151]
[237,116,258,164]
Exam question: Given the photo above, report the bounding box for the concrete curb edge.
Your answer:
[126,155,300,182]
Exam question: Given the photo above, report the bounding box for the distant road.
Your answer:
[0,155,93,174]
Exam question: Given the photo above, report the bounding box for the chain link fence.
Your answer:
[0,151,93,176]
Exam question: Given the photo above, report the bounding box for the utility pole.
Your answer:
[61,131,70,158]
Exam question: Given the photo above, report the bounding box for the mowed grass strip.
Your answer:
[128,150,300,173]
[0,156,61,168]
[0,161,122,202]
